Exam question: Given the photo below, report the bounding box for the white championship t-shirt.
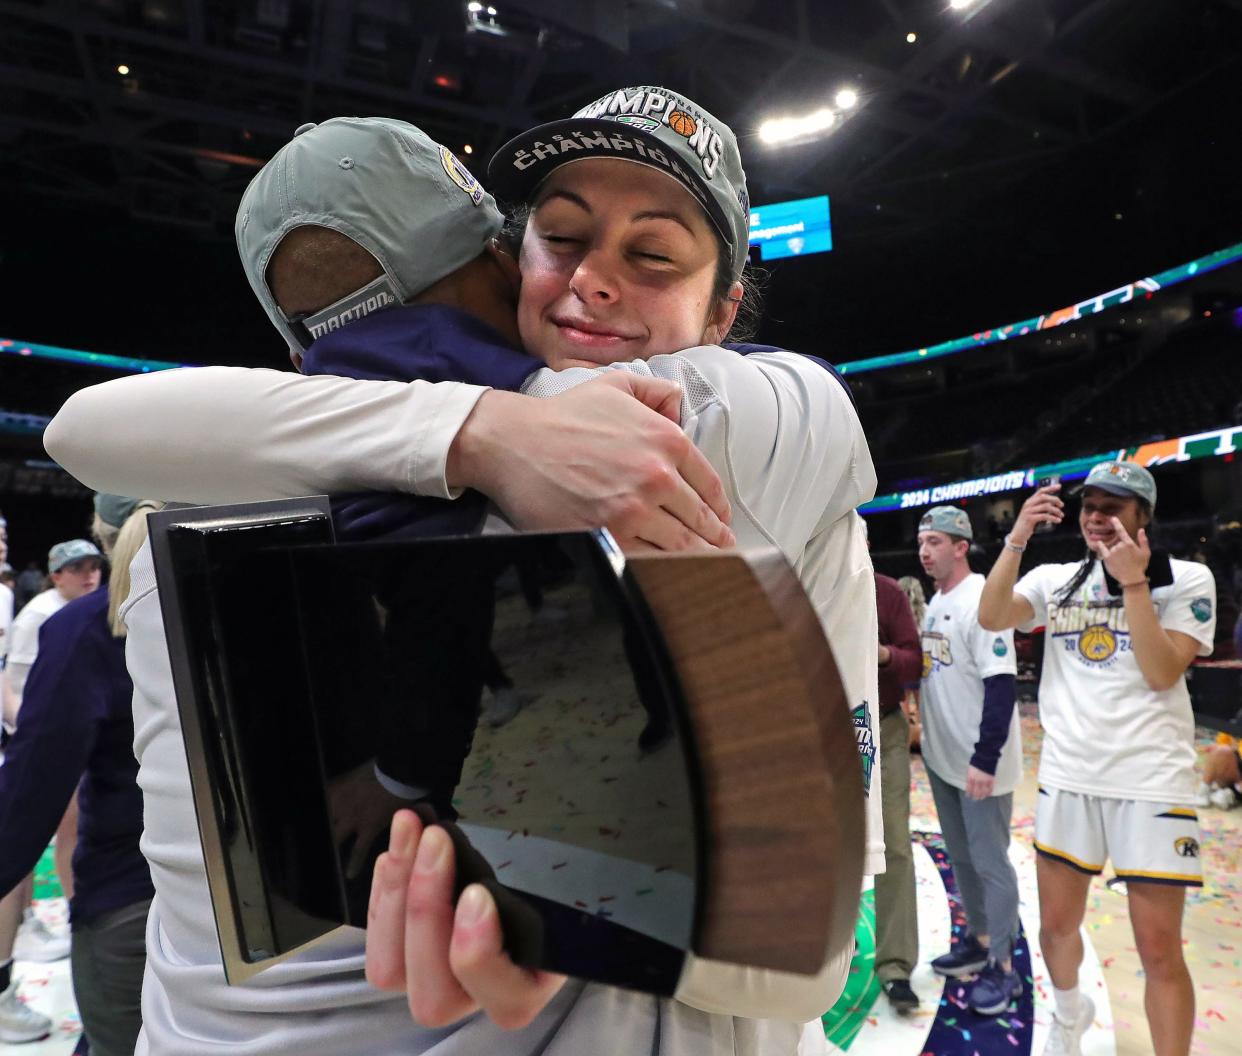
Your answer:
[1015,558,1216,805]
[7,587,67,666]
[0,582,13,668]
[919,573,1021,794]
[87,347,873,1056]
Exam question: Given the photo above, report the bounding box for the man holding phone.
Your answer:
[979,461,1215,1056]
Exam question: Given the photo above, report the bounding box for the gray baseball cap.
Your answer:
[49,539,102,573]
[93,493,142,529]
[1081,460,1157,510]
[918,506,973,541]
[488,86,751,279]
[236,117,505,364]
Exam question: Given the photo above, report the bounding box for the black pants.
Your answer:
[70,899,150,1056]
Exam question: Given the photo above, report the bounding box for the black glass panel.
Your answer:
[159,509,703,997]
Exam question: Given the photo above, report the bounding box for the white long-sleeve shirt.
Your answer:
[47,346,879,1056]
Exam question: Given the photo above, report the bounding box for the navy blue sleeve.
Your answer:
[0,612,102,900]
[970,673,1017,776]
[302,304,541,389]
[724,341,857,409]
[301,305,538,541]
[329,490,489,542]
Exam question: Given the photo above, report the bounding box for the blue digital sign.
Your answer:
[748,195,832,261]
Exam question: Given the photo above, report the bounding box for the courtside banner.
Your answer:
[861,423,1242,514]
[4,240,1239,377]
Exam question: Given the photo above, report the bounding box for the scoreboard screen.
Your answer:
[748,195,832,261]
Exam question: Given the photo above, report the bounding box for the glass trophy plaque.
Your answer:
[149,498,863,995]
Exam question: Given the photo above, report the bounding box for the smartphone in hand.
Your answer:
[1034,474,1061,533]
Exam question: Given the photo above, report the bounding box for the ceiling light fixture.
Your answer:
[759,108,836,145]
[906,31,917,43]
[834,87,858,110]
[117,64,130,75]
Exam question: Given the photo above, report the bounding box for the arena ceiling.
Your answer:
[0,0,1235,229]
[2,0,1241,362]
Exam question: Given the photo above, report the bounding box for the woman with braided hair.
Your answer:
[979,461,1216,1056]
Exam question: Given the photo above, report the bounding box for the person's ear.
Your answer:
[486,237,522,298]
[702,280,743,345]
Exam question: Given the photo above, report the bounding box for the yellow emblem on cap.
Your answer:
[438,146,485,206]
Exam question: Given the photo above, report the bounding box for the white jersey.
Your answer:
[55,347,875,1056]
[919,573,1020,794]
[7,587,68,667]
[1015,558,1216,805]
[0,582,12,667]
[6,586,70,705]
[528,350,884,873]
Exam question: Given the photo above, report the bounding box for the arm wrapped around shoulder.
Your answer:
[45,367,485,503]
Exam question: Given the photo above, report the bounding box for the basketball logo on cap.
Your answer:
[438,146,485,206]
[667,110,697,138]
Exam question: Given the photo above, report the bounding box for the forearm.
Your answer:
[887,640,922,685]
[1,672,16,729]
[1124,584,1193,691]
[46,368,486,503]
[971,674,1017,775]
[0,713,91,899]
[0,769,76,900]
[4,662,30,709]
[885,597,923,684]
[979,547,1023,630]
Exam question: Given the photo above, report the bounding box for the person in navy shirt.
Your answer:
[0,494,158,1056]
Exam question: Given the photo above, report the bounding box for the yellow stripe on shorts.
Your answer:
[1114,868,1204,885]
[1034,841,1105,874]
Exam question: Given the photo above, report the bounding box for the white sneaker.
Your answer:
[480,687,524,728]
[1195,781,1213,808]
[1209,786,1241,810]
[0,979,53,1043]
[1044,994,1095,1055]
[13,912,70,963]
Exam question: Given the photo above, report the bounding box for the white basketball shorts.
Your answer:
[1034,786,1203,887]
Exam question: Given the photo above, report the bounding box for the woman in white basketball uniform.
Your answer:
[979,460,1215,1056]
